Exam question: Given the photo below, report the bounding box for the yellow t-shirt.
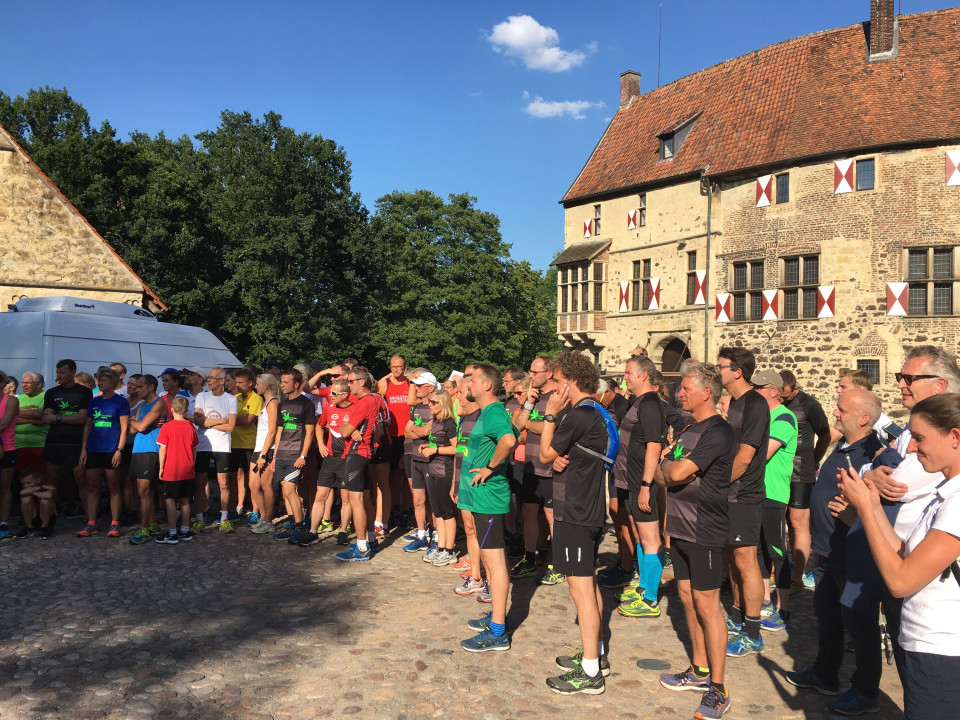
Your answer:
[232,391,264,450]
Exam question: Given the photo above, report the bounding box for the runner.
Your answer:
[128,375,167,545]
[231,368,263,519]
[453,365,486,596]
[193,368,238,533]
[418,390,459,565]
[269,369,315,541]
[0,371,18,539]
[404,371,437,552]
[249,373,280,534]
[378,354,411,532]
[15,371,47,481]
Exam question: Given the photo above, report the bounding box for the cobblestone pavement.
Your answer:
[0,519,904,720]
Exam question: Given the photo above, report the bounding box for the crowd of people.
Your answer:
[1,344,958,719]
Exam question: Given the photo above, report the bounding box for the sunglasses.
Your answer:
[427,400,440,406]
[895,373,938,386]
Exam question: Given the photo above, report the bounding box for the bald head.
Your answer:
[833,388,881,442]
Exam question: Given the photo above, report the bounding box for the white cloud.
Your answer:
[523,96,604,120]
[487,15,592,72]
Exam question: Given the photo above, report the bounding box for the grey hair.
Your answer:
[684,362,723,404]
[22,371,44,389]
[626,354,657,379]
[906,346,960,394]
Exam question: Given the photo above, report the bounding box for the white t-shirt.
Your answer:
[899,474,960,655]
[195,391,238,453]
[891,426,945,540]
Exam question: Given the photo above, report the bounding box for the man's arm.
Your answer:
[814,430,833,465]
[469,432,517,486]
[130,402,164,433]
[730,443,758,482]
[656,456,701,487]
[766,438,784,461]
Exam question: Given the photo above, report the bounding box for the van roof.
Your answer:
[10,296,157,321]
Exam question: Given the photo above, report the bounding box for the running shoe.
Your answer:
[827,689,880,716]
[598,565,635,589]
[451,556,471,571]
[783,666,840,696]
[724,614,742,636]
[541,566,566,586]
[694,687,731,719]
[467,612,492,631]
[402,531,419,543]
[368,539,381,554]
[76,523,98,537]
[374,525,386,540]
[760,609,787,632]
[423,542,439,562]
[147,522,163,537]
[298,531,321,546]
[335,544,372,562]
[546,666,605,695]
[726,631,763,657]
[455,576,486,596]
[14,525,34,539]
[39,526,53,540]
[803,571,816,589]
[129,527,151,545]
[336,530,351,545]
[404,537,428,552]
[107,524,121,538]
[246,512,261,527]
[287,527,304,544]
[658,666,711,693]
[760,600,776,618]
[319,519,334,534]
[510,557,537,579]
[156,532,179,545]
[432,550,457,566]
[273,527,294,541]
[178,529,193,542]
[219,519,235,534]
[460,628,510,652]
[477,582,492,603]
[251,520,275,534]
[555,648,611,677]
[618,585,643,604]
[190,520,205,535]
[617,597,661,618]
[0,524,11,540]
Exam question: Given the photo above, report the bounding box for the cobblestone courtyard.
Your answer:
[0,520,905,719]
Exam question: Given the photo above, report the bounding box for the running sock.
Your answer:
[731,605,744,625]
[220,510,228,522]
[489,621,506,637]
[357,539,369,552]
[694,666,710,678]
[179,525,189,534]
[598,640,606,657]
[196,513,204,523]
[711,682,727,696]
[366,531,375,543]
[581,657,600,678]
[374,521,383,529]
[642,553,663,604]
[743,616,761,640]
[780,610,791,623]
[417,529,427,540]
[525,551,536,564]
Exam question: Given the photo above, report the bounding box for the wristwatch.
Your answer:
[485,463,497,472]
[544,414,556,423]
[640,480,653,488]
[55,415,62,424]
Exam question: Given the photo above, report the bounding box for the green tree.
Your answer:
[365,190,555,374]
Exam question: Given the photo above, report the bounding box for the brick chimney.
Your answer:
[868,0,898,59]
[620,71,641,109]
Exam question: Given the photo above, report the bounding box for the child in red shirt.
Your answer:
[156,396,199,544]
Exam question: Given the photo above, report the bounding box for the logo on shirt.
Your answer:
[414,415,428,426]
[92,409,112,428]
[281,411,297,430]
[57,399,76,414]
[672,441,686,461]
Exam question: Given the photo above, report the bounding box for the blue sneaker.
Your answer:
[423,541,439,562]
[725,613,742,636]
[760,609,787,632]
[273,527,294,540]
[467,612,492,631]
[726,631,763,657]
[760,600,776,618]
[402,531,420,543]
[128,527,151,545]
[694,686,732,718]
[335,544,372,562]
[803,571,816,589]
[659,665,711,693]
[287,527,304,544]
[784,666,840,696]
[828,689,879,715]
[0,524,11,540]
[460,627,510,652]
[404,537,428,552]
[368,539,381,554]
[246,512,261,527]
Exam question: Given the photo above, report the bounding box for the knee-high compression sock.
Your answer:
[642,553,663,604]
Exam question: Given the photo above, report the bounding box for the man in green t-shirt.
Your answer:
[751,369,797,631]
[16,371,49,476]
[458,364,517,653]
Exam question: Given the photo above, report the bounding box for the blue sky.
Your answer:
[3,1,954,271]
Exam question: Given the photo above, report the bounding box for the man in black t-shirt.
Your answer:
[540,351,610,695]
[717,346,769,657]
[42,359,92,536]
[270,369,316,541]
[655,362,734,718]
[779,370,832,590]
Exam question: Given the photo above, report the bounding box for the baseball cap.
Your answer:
[752,369,784,389]
[264,359,281,370]
[182,366,205,377]
[412,372,438,387]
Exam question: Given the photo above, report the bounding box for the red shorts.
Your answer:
[16,447,46,476]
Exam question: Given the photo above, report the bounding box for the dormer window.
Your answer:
[657,112,701,162]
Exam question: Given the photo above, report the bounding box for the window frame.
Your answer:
[905,247,957,316]
[856,158,876,192]
[780,254,820,320]
[730,259,765,322]
[775,173,789,204]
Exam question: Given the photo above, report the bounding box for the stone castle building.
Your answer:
[554,1,960,417]
[0,124,163,312]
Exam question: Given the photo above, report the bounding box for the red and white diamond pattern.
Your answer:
[618,281,630,312]
[648,278,660,310]
[762,289,778,321]
[583,220,592,238]
[947,151,960,186]
[715,293,731,323]
[887,283,908,316]
[834,159,853,194]
[694,270,706,305]
[627,210,638,230]
[756,175,772,207]
[817,286,835,318]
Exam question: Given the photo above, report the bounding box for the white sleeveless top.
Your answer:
[254,397,278,453]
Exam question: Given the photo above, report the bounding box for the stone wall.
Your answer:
[0,134,155,312]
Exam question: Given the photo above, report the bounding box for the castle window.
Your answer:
[856,159,875,191]
[593,204,601,235]
[781,254,820,319]
[639,193,647,227]
[857,359,880,385]
[686,251,699,305]
[906,247,957,316]
[775,173,790,204]
[732,260,764,321]
[632,259,651,311]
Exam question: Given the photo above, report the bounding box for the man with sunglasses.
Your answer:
[514,355,561,583]
[855,346,960,689]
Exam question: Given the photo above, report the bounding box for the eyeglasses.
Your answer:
[895,373,938,386]
[427,400,440,406]
[206,376,223,381]
[528,369,547,375]
[513,391,524,396]
[716,364,734,371]
[348,378,362,384]
[331,391,348,396]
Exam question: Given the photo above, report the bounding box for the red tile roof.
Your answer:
[563,8,960,204]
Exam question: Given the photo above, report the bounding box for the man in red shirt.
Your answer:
[379,354,412,528]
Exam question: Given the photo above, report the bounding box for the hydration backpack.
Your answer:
[574,398,621,471]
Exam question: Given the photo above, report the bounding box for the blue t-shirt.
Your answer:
[132,397,165,454]
[85,394,130,454]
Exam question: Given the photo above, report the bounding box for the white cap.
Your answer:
[412,372,438,387]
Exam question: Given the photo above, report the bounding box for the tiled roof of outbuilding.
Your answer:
[562,8,960,205]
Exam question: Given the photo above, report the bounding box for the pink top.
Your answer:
[0,394,16,451]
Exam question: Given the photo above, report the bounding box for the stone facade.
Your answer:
[0,126,162,312]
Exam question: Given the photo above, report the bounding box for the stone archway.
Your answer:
[660,338,692,373]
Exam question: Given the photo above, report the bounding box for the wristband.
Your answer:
[523,402,534,411]
[485,463,497,472]
[640,480,653,488]
[299,455,306,460]
[544,414,556,423]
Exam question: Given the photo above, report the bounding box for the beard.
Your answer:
[466,388,476,402]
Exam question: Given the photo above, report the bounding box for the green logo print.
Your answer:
[92,409,111,428]
[671,442,685,461]
[282,411,297,430]
[529,409,545,421]
[414,416,427,426]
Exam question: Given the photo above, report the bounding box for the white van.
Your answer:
[0,296,241,384]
